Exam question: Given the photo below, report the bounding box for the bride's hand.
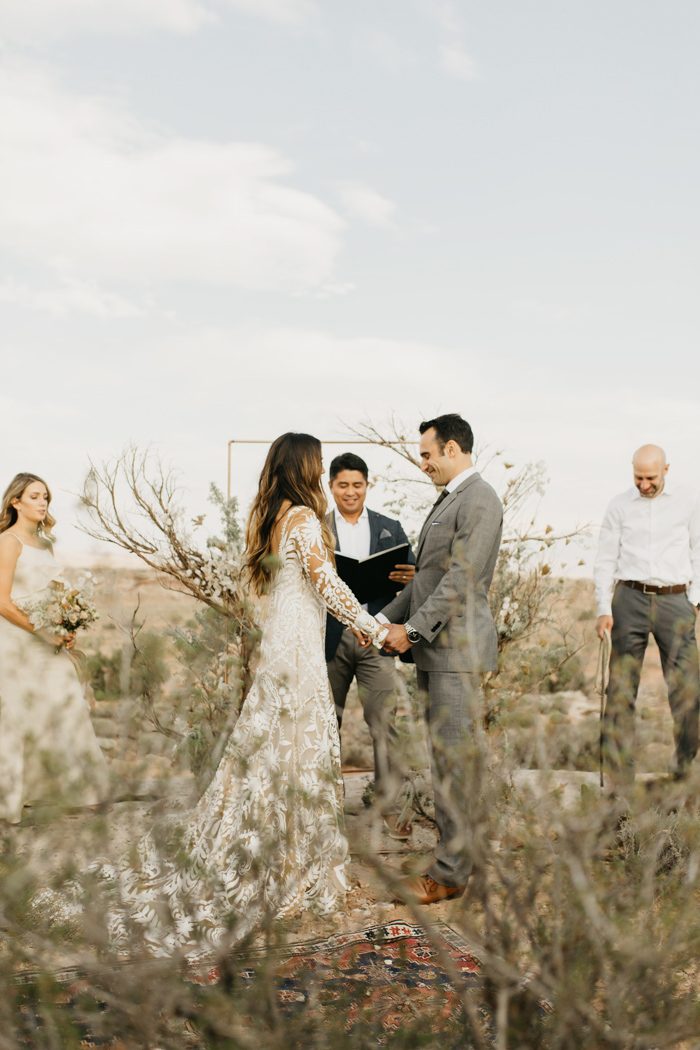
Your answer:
[46,632,75,650]
[351,627,371,649]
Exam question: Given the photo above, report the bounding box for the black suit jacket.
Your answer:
[325,507,415,661]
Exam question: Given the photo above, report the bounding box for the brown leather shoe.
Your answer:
[383,815,413,841]
[393,873,465,905]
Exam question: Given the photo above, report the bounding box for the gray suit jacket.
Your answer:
[380,472,503,673]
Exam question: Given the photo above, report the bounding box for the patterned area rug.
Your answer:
[194,920,486,1042]
[11,921,485,1047]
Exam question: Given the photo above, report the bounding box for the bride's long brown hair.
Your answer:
[245,433,334,595]
[0,472,56,538]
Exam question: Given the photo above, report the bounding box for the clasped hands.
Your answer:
[351,623,414,654]
[380,623,413,654]
[351,563,417,652]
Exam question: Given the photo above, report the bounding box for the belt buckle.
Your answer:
[642,583,656,595]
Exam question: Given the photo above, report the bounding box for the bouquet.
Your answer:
[21,573,99,651]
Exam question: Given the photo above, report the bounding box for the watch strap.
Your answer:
[404,621,421,643]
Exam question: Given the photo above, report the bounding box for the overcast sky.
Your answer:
[2,1,699,569]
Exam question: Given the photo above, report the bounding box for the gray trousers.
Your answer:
[416,667,481,888]
[604,584,700,781]
[327,629,401,811]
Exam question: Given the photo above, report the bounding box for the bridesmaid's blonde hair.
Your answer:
[0,472,56,538]
[245,433,334,595]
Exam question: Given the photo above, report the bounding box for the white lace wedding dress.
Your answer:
[50,507,385,958]
[0,539,110,823]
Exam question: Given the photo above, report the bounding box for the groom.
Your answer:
[379,413,503,905]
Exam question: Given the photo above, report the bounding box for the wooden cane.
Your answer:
[596,629,612,788]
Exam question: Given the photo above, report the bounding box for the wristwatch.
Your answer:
[404,622,421,644]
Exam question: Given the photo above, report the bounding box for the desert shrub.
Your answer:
[129,631,169,699]
[87,629,171,729]
[8,440,700,1050]
[79,461,257,772]
[85,649,121,701]
[171,605,245,781]
[511,645,586,695]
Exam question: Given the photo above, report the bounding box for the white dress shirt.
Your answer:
[594,484,700,616]
[334,506,371,612]
[334,506,371,560]
[445,465,477,493]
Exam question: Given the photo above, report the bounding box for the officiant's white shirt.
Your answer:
[334,507,371,560]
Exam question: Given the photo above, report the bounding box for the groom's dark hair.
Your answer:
[419,414,474,454]
[329,452,369,481]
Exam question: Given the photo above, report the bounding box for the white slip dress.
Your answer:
[0,538,110,823]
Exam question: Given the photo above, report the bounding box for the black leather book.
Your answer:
[335,543,410,605]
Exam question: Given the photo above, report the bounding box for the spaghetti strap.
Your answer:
[4,532,23,548]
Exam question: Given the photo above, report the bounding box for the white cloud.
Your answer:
[510,297,573,324]
[362,30,416,74]
[0,0,212,41]
[439,41,477,82]
[0,0,315,42]
[222,0,317,26]
[419,0,478,82]
[0,277,143,318]
[0,62,344,294]
[306,280,356,299]
[336,182,396,228]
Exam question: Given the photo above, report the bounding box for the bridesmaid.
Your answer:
[0,472,109,824]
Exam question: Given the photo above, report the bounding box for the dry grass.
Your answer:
[4,568,700,1048]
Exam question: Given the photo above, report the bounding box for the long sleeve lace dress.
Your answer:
[39,507,387,959]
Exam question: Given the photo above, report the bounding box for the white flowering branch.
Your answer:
[80,447,252,624]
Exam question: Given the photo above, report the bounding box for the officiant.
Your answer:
[325,452,415,839]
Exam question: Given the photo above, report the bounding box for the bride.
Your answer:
[0,472,110,823]
[50,433,387,957]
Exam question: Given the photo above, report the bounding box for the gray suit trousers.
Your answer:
[604,583,700,781]
[327,629,401,811]
[416,667,481,887]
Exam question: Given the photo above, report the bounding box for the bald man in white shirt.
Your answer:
[594,445,700,783]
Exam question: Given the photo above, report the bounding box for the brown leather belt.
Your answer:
[620,580,687,596]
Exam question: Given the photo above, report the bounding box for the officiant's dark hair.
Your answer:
[0,472,56,538]
[329,453,368,481]
[419,414,474,454]
[245,432,334,594]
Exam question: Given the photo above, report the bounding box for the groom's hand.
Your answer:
[382,624,413,654]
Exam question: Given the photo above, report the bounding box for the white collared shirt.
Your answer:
[594,484,700,615]
[445,465,477,494]
[334,506,371,560]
